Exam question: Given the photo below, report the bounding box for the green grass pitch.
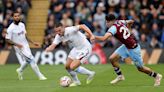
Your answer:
[0,64,164,92]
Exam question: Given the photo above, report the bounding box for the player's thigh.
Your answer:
[129,45,143,68]
[113,44,128,60]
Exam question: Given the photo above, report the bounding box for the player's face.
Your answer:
[55,26,64,36]
[13,13,21,24]
[106,20,113,28]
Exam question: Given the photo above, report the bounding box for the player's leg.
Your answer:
[15,52,28,80]
[65,57,81,86]
[129,44,162,86]
[28,58,47,80]
[74,48,95,84]
[66,48,81,86]
[110,45,128,84]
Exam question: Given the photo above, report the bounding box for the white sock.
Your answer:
[67,69,80,82]
[29,60,44,78]
[75,66,93,75]
[19,61,28,72]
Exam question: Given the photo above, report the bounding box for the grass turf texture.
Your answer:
[0,64,163,92]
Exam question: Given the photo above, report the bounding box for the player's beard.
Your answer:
[14,20,20,25]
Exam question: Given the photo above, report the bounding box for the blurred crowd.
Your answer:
[43,0,164,49]
[0,0,31,49]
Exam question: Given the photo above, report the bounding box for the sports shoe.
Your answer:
[16,68,23,80]
[110,75,125,84]
[69,81,81,87]
[39,76,47,80]
[154,74,162,86]
[86,71,95,84]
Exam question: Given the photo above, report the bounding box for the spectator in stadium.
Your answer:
[150,36,162,48]
[60,13,73,27]
[139,33,149,48]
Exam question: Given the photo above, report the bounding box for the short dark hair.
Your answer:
[12,11,19,16]
[54,22,63,28]
[105,14,116,21]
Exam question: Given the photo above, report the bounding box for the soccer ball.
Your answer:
[60,76,72,87]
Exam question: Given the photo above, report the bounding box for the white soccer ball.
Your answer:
[60,76,72,87]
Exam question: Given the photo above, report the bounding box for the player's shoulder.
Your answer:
[19,22,25,27]
[7,23,15,31]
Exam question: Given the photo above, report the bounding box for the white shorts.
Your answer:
[14,46,34,61]
[68,46,92,63]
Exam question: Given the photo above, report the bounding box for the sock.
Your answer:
[149,72,157,78]
[114,67,122,76]
[75,66,93,75]
[67,69,80,82]
[29,59,44,78]
[19,61,28,72]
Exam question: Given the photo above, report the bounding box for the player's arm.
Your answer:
[95,32,112,41]
[45,34,61,52]
[45,43,57,52]
[78,24,95,42]
[25,35,40,46]
[95,25,116,41]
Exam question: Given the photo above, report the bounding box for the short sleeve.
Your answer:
[52,34,61,45]
[107,26,117,35]
[6,27,12,40]
[22,23,27,34]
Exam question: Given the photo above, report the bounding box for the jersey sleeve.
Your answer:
[22,23,27,34]
[107,26,117,35]
[52,34,61,45]
[6,27,12,40]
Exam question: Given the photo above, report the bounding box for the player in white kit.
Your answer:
[45,23,95,87]
[5,11,47,80]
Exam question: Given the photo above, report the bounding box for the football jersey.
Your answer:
[107,20,137,49]
[6,22,29,47]
[53,26,91,49]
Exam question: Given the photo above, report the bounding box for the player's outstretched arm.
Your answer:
[95,33,112,41]
[45,43,57,52]
[79,24,95,42]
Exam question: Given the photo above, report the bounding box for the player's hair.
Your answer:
[12,11,20,16]
[55,22,63,28]
[105,14,116,21]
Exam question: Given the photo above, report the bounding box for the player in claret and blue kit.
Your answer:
[94,14,162,86]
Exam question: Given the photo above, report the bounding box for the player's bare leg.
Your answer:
[109,53,125,84]
[137,66,162,86]
[65,58,81,87]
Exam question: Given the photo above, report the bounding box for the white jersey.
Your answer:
[6,22,33,59]
[53,26,91,49]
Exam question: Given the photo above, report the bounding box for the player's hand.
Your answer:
[17,44,23,49]
[90,35,95,43]
[45,46,52,52]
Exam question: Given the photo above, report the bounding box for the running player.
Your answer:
[45,23,95,87]
[5,11,47,80]
[94,14,162,86]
